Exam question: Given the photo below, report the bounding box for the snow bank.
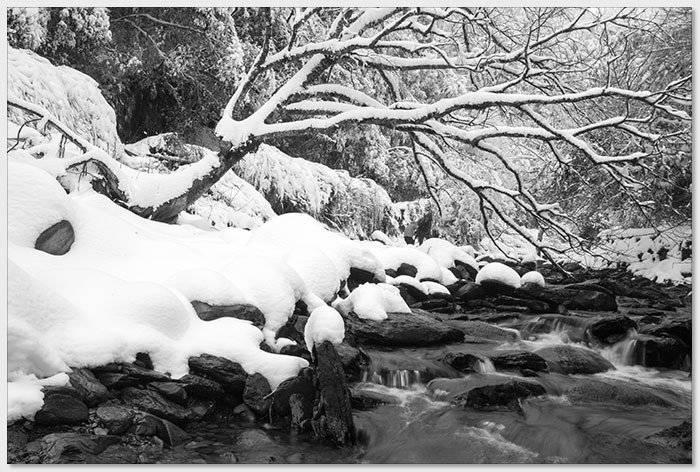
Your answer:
[475,262,522,288]
[333,283,410,320]
[304,306,345,354]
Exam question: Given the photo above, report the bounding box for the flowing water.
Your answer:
[180,311,691,464]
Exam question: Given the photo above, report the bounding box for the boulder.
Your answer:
[243,373,272,417]
[188,354,248,400]
[440,352,484,372]
[454,380,546,411]
[347,267,381,291]
[190,301,265,329]
[148,382,188,406]
[488,350,549,373]
[396,263,418,278]
[270,367,316,427]
[587,316,637,345]
[34,433,120,464]
[349,388,401,410]
[120,387,194,425]
[454,260,478,280]
[34,386,88,426]
[67,368,110,407]
[396,282,428,305]
[453,281,486,301]
[535,345,614,375]
[96,406,135,435]
[639,319,691,347]
[92,363,169,390]
[631,335,689,370]
[311,341,356,446]
[334,343,370,382]
[344,309,464,347]
[177,374,225,400]
[565,378,673,407]
[34,220,74,256]
[515,284,618,312]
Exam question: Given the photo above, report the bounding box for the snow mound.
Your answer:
[368,245,444,282]
[166,268,252,306]
[475,262,522,289]
[304,306,345,354]
[8,47,123,159]
[8,161,75,248]
[422,281,451,296]
[389,275,427,295]
[333,283,410,321]
[420,237,479,273]
[521,271,545,287]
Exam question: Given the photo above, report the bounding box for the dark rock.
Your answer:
[187,398,215,421]
[454,281,486,301]
[93,363,169,389]
[396,262,418,278]
[344,309,463,347]
[177,374,225,400]
[334,342,370,382]
[96,406,135,435]
[134,352,154,370]
[289,394,311,433]
[279,344,312,363]
[519,282,545,296]
[454,260,478,280]
[385,268,398,278]
[275,314,307,347]
[478,280,517,297]
[121,387,194,425]
[270,367,316,427]
[565,378,673,407]
[535,345,614,375]
[415,298,451,311]
[488,350,549,373]
[243,373,271,417]
[188,354,248,399]
[646,420,692,451]
[489,295,550,313]
[639,318,691,347]
[445,320,519,343]
[67,368,109,407]
[347,267,381,291]
[515,284,618,312]
[396,281,428,305]
[34,219,74,256]
[587,316,637,345]
[454,380,546,411]
[312,341,355,446]
[34,386,88,426]
[190,301,265,329]
[637,315,662,325]
[148,382,188,406]
[92,444,139,464]
[630,334,690,370]
[153,416,190,447]
[440,351,483,372]
[349,388,401,410]
[130,412,160,436]
[36,433,120,464]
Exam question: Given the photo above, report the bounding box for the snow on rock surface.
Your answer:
[419,237,479,274]
[367,245,444,282]
[333,283,411,321]
[8,373,70,423]
[8,161,75,248]
[475,262,522,289]
[521,271,545,287]
[304,306,345,354]
[422,281,451,296]
[8,47,123,158]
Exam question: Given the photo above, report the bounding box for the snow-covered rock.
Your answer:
[521,271,545,288]
[475,262,522,289]
[333,283,411,321]
[304,306,345,354]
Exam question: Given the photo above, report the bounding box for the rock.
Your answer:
[440,352,484,372]
[519,281,545,296]
[454,380,546,411]
[535,345,614,375]
[153,416,190,447]
[488,350,549,373]
[489,295,550,313]
[279,344,312,363]
[270,367,316,427]
[96,406,135,435]
[190,301,265,329]
[93,363,169,389]
[177,374,225,400]
[311,341,355,446]
[478,280,517,297]
[396,282,428,305]
[454,281,486,301]
[445,320,519,343]
[396,262,418,278]
[34,220,74,256]
[565,378,672,407]
[334,342,370,382]
[454,260,478,280]
[587,316,637,345]
[344,309,463,347]
[121,387,194,425]
[34,386,88,426]
[347,267,381,291]
[148,382,188,406]
[275,314,307,347]
[639,318,691,347]
[631,335,689,370]
[515,284,618,312]
[67,368,109,407]
[188,354,248,400]
[36,433,120,464]
[646,420,692,452]
[243,373,271,417]
[349,388,401,410]
[134,352,154,370]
